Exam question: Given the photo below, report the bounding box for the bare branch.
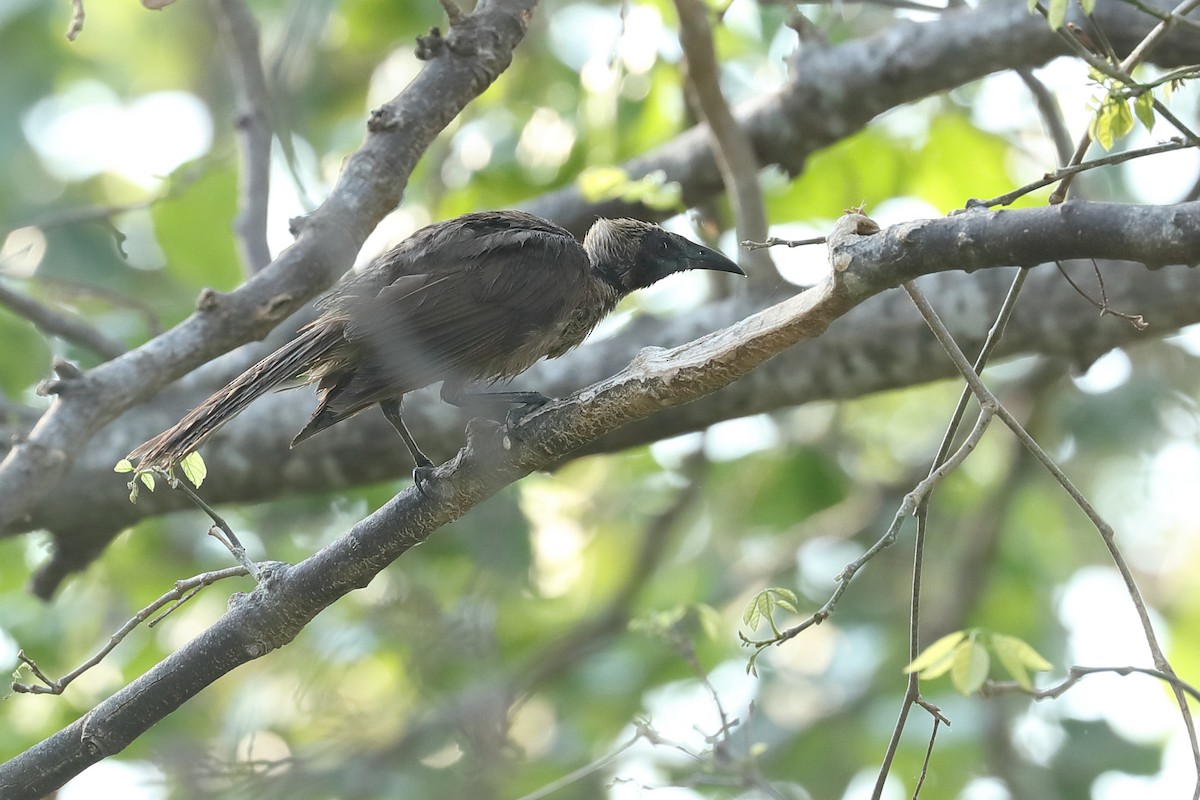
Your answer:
[674,0,774,277]
[12,567,246,695]
[211,0,275,273]
[0,282,126,360]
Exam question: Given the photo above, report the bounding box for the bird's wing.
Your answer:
[338,215,591,392]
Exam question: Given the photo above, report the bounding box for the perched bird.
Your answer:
[127,210,744,481]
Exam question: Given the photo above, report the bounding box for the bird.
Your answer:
[127,210,744,482]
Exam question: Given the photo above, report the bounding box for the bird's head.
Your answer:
[585,218,744,292]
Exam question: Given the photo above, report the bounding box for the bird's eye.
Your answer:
[659,239,670,253]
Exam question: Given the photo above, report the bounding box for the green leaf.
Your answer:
[1078,0,1096,12]
[742,588,800,635]
[1026,0,1038,12]
[951,640,990,695]
[114,459,134,473]
[139,471,156,492]
[993,633,1052,689]
[179,451,207,488]
[743,592,767,630]
[1111,97,1134,141]
[1090,101,1115,151]
[1134,92,1156,132]
[1046,0,1069,29]
[767,587,799,614]
[905,630,967,674]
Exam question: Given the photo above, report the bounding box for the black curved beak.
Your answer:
[684,241,745,276]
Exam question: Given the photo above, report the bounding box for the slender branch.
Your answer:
[1054,259,1148,328]
[674,0,774,277]
[983,664,1200,703]
[0,282,126,360]
[874,268,1031,796]
[212,0,275,273]
[11,567,246,695]
[66,0,84,41]
[977,138,1196,208]
[742,235,826,250]
[166,471,261,577]
[911,708,945,800]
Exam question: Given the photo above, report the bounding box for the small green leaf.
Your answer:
[139,471,156,492]
[1090,100,1117,150]
[767,587,799,613]
[743,593,767,630]
[179,451,207,488]
[951,640,990,695]
[1078,0,1096,12]
[905,630,967,674]
[1111,97,1134,141]
[1134,92,1156,132]
[114,459,134,473]
[993,633,1052,689]
[1046,0,1069,29]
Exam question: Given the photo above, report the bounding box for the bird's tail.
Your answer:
[127,325,342,471]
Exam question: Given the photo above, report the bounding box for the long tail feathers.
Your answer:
[127,326,342,471]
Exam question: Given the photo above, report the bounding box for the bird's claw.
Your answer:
[412,464,436,497]
[502,398,550,450]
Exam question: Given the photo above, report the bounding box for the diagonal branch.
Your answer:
[0,282,126,361]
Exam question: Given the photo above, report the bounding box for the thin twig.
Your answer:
[166,471,261,578]
[742,235,827,250]
[1054,260,1148,329]
[12,567,247,695]
[911,705,945,800]
[66,0,84,40]
[975,138,1196,208]
[514,730,644,800]
[983,664,1200,704]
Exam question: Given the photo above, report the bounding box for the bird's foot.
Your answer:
[412,463,436,497]
[501,397,552,450]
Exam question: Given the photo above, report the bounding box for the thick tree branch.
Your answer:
[0,0,539,533]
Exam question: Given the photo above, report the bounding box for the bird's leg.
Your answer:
[379,399,436,488]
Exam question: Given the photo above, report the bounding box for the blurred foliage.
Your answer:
[2,0,1200,799]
